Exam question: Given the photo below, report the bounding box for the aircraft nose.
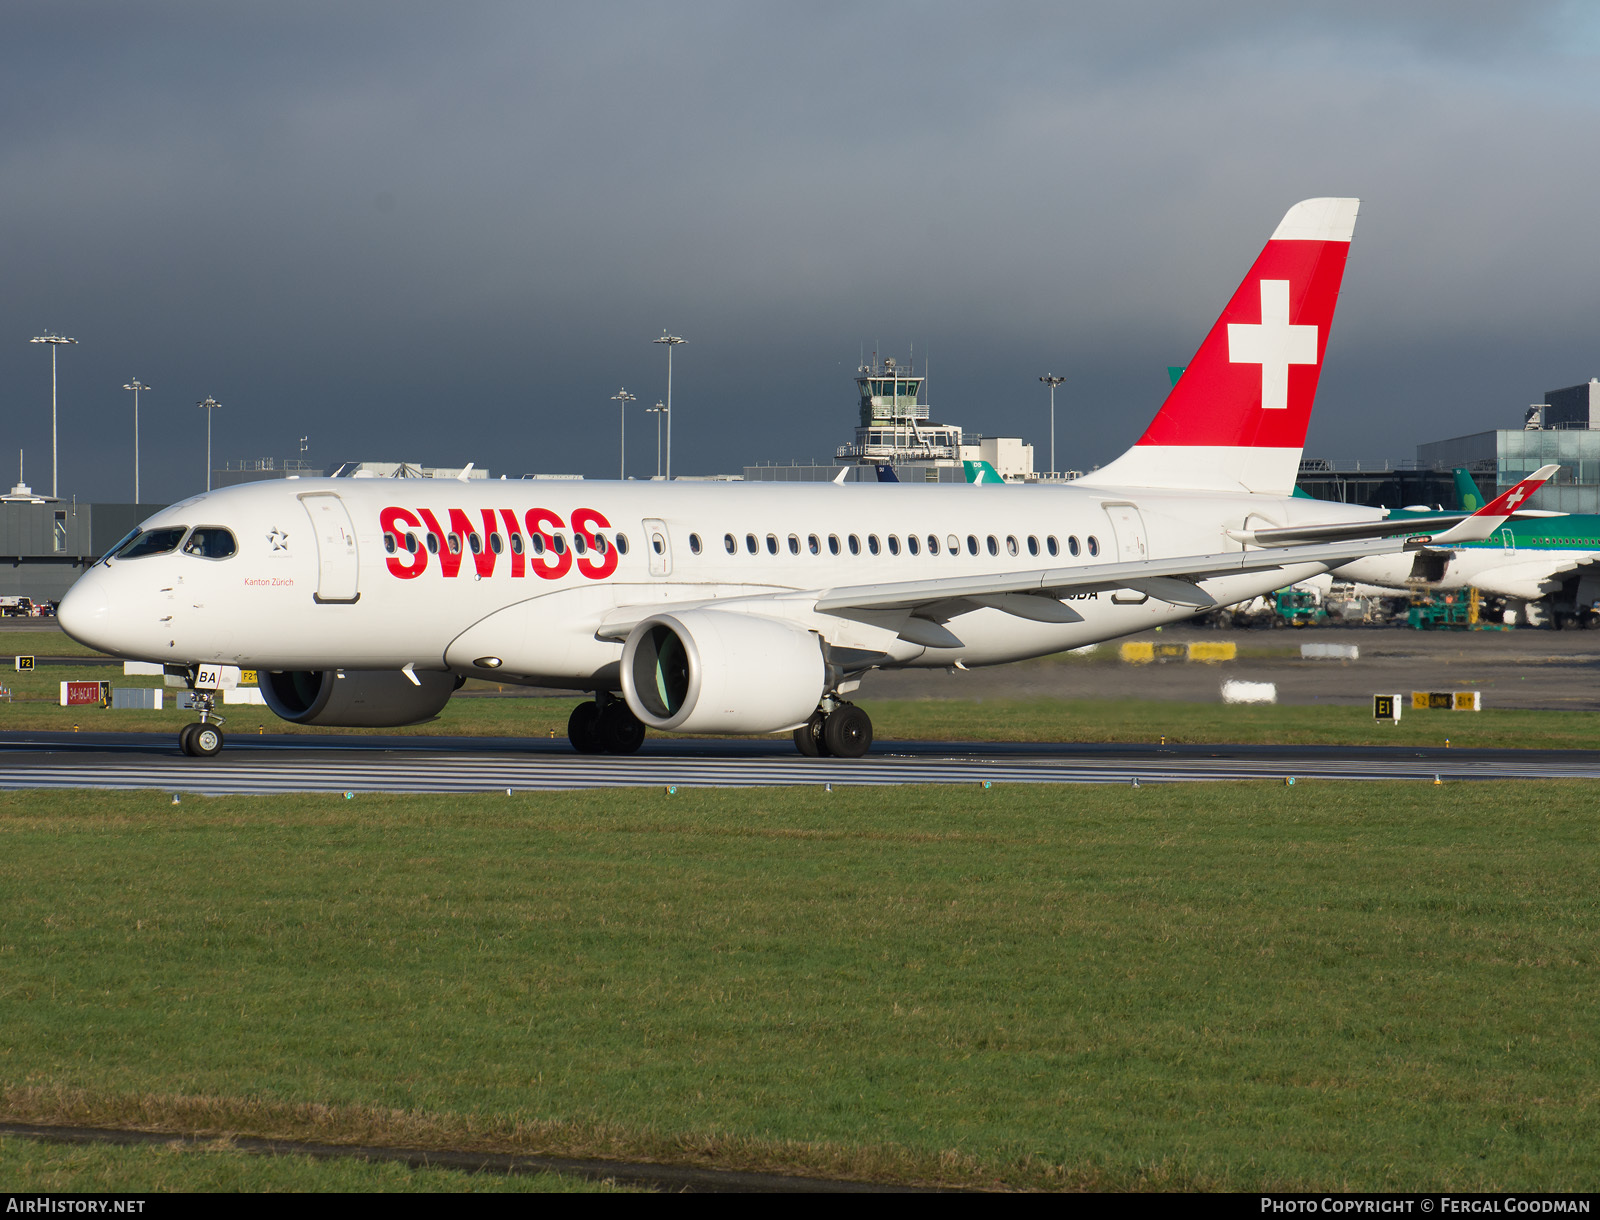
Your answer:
[57,570,111,651]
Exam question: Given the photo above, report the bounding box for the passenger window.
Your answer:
[531,534,546,555]
[1087,535,1100,557]
[616,534,629,555]
[448,533,462,554]
[652,534,664,555]
[927,534,939,555]
[907,534,920,555]
[573,533,588,555]
[947,534,959,555]
[1006,535,1018,557]
[868,535,880,555]
[509,533,523,555]
[828,534,841,555]
[766,534,778,555]
[1027,535,1039,557]
[808,534,820,555]
[689,533,702,555]
[1068,536,1080,557]
[724,533,736,554]
[427,534,440,554]
[468,533,482,555]
[966,535,978,556]
[848,534,861,555]
[746,533,758,554]
[887,535,900,555]
[405,533,418,554]
[986,535,998,556]
[788,534,800,555]
[1046,536,1058,557]
[593,534,607,554]
[553,534,567,555]
[490,533,504,554]
[383,534,397,554]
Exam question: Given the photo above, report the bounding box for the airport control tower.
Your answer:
[834,355,964,467]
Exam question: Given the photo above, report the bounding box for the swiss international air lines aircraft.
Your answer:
[58,198,1554,758]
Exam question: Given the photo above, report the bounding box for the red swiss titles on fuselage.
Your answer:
[377,507,619,582]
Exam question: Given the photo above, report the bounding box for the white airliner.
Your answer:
[58,197,1550,758]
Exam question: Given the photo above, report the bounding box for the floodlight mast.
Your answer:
[30,333,78,498]
[646,402,666,478]
[197,397,222,491]
[123,380,151,503]
[611,387,636,479]
[653,332,685,480]
[1039,375,1066,477]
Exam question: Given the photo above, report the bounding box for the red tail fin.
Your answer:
[1081,197,1358,496]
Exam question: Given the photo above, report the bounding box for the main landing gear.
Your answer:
[793,701,872,759]
[568,695,646,755]
[178,691,225,757]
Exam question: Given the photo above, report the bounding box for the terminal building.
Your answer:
[0,476,151,605]
[1297,380,1600,512]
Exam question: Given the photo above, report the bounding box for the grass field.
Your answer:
[2,782,1597,1191]
[0,1134,621,1192]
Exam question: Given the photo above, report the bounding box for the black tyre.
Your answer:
[599,700,646,754]
[822,704,872,759]
[568,702,603,754]
[793,711,828,757]
[178,723,199,756]
[191,724,224,757]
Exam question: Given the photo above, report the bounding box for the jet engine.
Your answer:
[259,669,462,727]
[620,610,826,734]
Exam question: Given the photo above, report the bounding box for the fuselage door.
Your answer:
[1501,527,1516,555]
[1102,502,1149,563]
[300,492,361,604]
[643,517,672,577]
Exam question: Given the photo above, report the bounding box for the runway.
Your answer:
[2,730,1597,794]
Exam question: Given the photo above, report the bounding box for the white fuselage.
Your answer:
[62,476,1376,690]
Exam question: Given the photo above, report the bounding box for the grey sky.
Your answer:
[2,2,1598,499]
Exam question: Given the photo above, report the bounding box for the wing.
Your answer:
[596,534,1411,639]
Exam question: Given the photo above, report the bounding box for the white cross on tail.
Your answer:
[1227,279,1318,411]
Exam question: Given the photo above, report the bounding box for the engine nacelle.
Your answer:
[621,610,825,735]
[259,669,461,727]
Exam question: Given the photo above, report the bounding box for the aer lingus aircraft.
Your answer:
[58,197,1551,758]
[1331,468,1600,627]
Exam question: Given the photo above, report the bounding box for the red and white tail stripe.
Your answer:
[1082,197,1359,496]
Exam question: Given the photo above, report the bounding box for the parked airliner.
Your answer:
[58,198,1549,758]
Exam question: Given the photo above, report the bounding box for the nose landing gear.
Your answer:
[178,691,226,757]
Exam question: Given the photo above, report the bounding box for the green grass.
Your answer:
[0,1134,623,1192]
[2,783,1597,1190]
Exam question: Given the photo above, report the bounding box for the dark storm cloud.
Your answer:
[1,2,1597,498]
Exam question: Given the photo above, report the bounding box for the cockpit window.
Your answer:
[183,527,238,560]
[111,527,188,560]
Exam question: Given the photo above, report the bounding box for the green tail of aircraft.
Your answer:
[1453,467,1484,511]
[964,460,1006,484]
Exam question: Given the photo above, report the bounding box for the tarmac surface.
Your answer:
[854,625,1600,711]
[1,729,1596,793]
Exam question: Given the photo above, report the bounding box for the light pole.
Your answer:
[1039,375,1065,477]
[123,379,151,503]
[653,332,686,480]
[197,397,222,491]
[646,402,666,478]
[30,333,77,498]
[611,387,636,479]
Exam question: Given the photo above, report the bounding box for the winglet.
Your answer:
[832,465,850,485]
[1426,464,1560,544]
